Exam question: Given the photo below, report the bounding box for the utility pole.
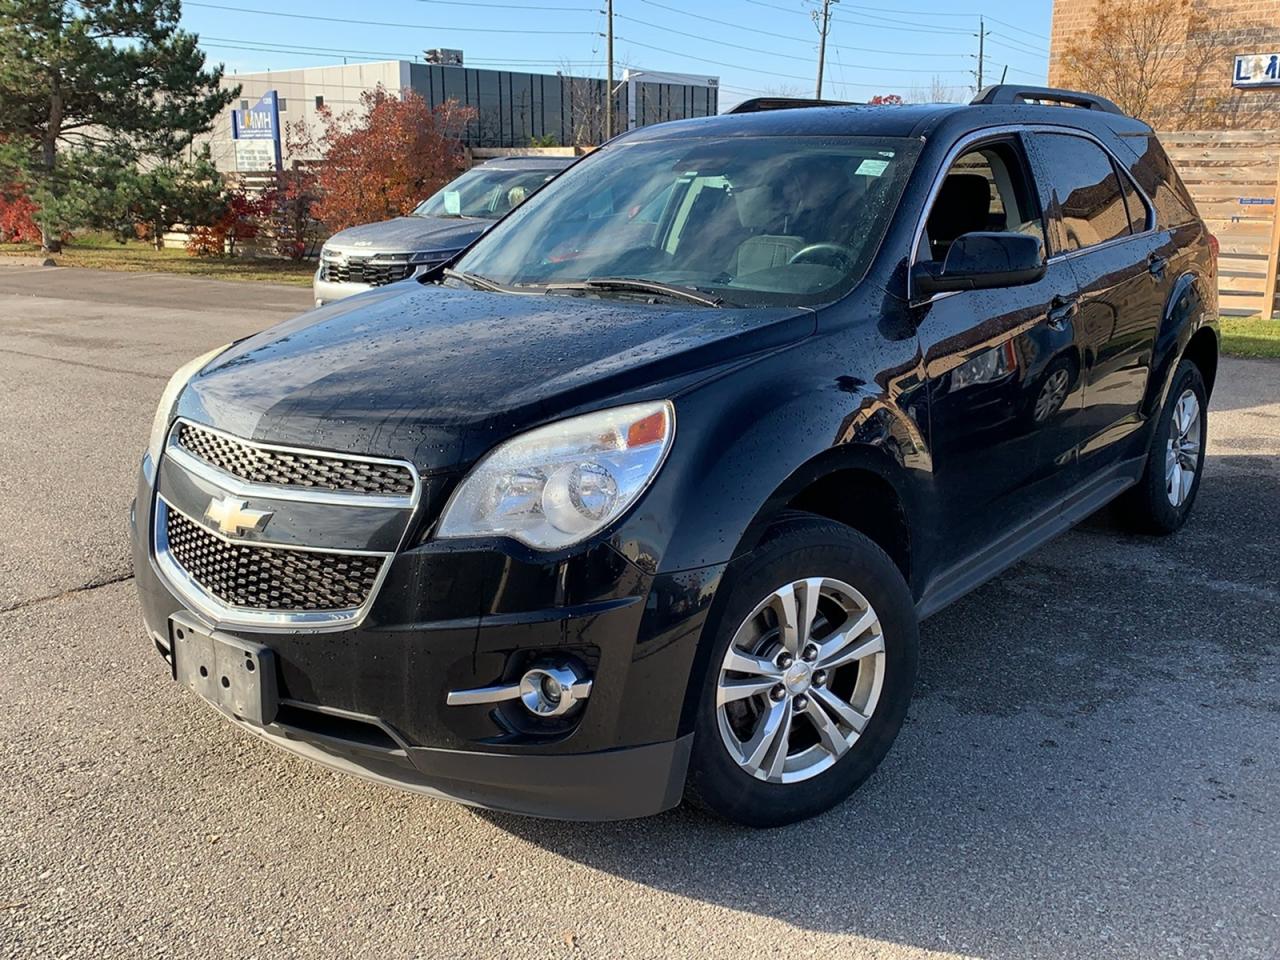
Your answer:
[605,0,614,141]
[813,0,838,99]
[975,15,987,91]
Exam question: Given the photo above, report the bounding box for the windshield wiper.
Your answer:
[546,277,724,308]
[442,267,507,292]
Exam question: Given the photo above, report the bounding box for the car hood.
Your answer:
[178,283,815,472]
[323,216,488,255]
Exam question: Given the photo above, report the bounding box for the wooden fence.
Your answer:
[1162,129,1280,318]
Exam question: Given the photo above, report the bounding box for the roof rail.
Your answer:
[726,96,857,115]
[971,84,1125,116]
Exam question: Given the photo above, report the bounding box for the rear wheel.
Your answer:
[1120,359,1207,534]
[686,515,918,827]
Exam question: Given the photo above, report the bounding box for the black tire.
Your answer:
[1021,353,1077,429]
[1119,358,1208,535]
[685,514,918,828]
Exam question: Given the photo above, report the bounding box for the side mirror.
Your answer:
[912,231,1046,297]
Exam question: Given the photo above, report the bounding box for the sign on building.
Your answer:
[231,91,282,172]
[1234,53,1280,89]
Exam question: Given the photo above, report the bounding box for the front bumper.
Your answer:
[130,465,723,820]
[312,261,445,306]
[313,272,375,306]
[204,695,690,820]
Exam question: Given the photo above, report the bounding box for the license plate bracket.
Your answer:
[170,614,279,726]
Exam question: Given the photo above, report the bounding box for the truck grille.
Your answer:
[176,422,416,497]
[165,508,383,612]
[319,257,415,287]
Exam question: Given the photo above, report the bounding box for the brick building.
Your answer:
[1048,0,1280,128]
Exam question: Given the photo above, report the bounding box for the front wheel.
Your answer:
[686,515,918,827]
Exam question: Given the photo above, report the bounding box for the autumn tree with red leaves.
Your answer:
[0,184,41,243]
[291,86,475,232]
[186,189,273,257]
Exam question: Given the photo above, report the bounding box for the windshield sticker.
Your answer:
[856,159,890,177]
[443,191,461,215]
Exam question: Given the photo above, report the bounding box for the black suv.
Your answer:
[131,86,1219,827]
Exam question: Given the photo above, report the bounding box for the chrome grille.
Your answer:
[176,422,415,497]
[319,257,415,286]
[165,508,383,612]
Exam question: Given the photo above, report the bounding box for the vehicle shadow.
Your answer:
[478,458,1280,958]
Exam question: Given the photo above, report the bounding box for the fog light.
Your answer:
[445,660,593,714]
[518,665,591,718]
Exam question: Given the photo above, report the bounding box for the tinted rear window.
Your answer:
[1113,134,1199,228]
[1033,133,1132,252]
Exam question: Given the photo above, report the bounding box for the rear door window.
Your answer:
[1031,133,1133,252]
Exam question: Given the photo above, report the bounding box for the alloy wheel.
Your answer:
[1165,388,1201,507]
[1034,368,1071,423]
[715,577,886,784]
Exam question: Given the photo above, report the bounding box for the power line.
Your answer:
[203,36,612,70]
[639,0,815,45]
[840,2,979,16]
[987,33,1047,56]
[407,0,594,9]
[615,34,814,82]
[616,12,828,65]
[741,0,971,36]
[615,34,981,88]
[792,0,1051,41]
[834,9,973,36]
[981,15,1049,43]
[637,0,986,60]
[184,1,598,34]
[738,0,1047,45]
[614,9,970,72]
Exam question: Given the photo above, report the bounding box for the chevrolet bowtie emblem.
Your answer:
[204,496,273,537]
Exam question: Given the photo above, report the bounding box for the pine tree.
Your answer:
[0,0,236,251]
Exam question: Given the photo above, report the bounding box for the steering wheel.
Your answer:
[788,243,857,271]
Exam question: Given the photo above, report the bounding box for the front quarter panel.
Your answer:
[613,307,929,578]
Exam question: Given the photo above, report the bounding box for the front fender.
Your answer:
[611,329,928,576]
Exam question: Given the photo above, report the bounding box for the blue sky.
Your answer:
[180,0,1053,107]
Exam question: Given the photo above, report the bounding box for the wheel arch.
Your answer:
[730,444,917,593]
[1143,269,1216,420]
[1181,323,1219,398]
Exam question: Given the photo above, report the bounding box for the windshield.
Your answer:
[453,135,920,307]
[414,166,560,220]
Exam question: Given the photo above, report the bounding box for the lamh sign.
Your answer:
[231,91,282,172]
[1233,53,1280,88]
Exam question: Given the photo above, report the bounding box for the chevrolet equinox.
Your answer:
[131,86,1220,827]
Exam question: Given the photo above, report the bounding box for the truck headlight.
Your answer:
[436,401,674,550]
[145,344,231,467]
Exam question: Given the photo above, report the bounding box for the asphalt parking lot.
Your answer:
[1,264,1277,960]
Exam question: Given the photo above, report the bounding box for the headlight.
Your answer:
[436,401,675,550]
[145,344,230,466]
[951,341,1018,389]
[409,250,453,264]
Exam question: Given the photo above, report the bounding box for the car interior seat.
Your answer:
[926,173,992,261]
